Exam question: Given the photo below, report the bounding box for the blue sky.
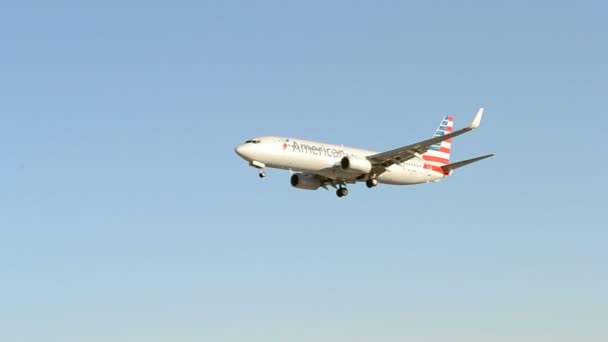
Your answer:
[1,1,606,341]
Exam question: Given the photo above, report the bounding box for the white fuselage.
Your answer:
[235,136,446,185]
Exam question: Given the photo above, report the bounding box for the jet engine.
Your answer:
[340,155,372,174]
[290,173,322,190]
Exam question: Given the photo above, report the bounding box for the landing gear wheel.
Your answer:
[366,178,378,188]
[336,187,349,197]
[259,170,266,178]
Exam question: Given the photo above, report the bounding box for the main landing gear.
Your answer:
[365,176,379,188]
[336,187,349,198]
[258,170,266,178]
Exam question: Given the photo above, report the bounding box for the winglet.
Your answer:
[470,107,484,129]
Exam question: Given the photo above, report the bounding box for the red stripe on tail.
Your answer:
[426,164,450,175]
[423,155,450,164]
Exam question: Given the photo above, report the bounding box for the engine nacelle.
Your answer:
[290,173,322,190]
[340,155,372,174]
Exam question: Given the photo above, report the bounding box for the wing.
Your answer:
[317,174,356,190]
[292,167,357,190]
[367,108,485,173]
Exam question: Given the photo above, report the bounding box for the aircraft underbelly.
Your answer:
[378,167,441,185]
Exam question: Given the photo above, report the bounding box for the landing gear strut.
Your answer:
[249,161,267,178]
[336,187,349,198]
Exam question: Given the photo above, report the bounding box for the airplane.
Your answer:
[235,108,494,197]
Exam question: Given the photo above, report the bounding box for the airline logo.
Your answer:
[424,116,453,174]
[429,116,453,154]
[286,139,349,158]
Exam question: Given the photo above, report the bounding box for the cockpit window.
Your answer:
[244,139,261,144]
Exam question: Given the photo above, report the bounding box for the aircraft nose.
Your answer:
[235,144,244,157]
[235,144,249,160]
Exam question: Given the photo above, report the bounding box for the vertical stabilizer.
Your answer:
[423,115,453,167]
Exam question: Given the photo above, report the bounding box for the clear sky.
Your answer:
[1,1,606,341]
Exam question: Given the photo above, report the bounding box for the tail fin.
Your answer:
[423,115,453,167]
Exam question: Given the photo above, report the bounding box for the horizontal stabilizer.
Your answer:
[441,154,495,172]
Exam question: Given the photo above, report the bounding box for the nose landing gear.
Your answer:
[248,161,267,178]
